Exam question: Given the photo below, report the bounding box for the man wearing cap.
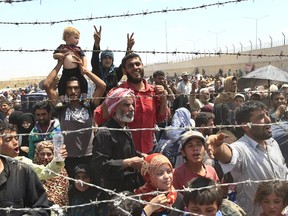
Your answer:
[173,130,219,190]
[189,85,214,111]
[91,88,144,192]
[176,72,192,95]
[173,72,192,111]
[91,25,135,94]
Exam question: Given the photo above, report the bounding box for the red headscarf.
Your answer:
[134,153,177,209]
[104,87,135,115]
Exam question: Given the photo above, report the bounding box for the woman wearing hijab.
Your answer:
[214,76,238,106]
[68,163,106,216]
[154,107,195,167]
[18,113,35,157]
[135,153,184,216]
[34,141,69,208]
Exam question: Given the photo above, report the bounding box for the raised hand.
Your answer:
[93,25,102,48]
[206,132,226,157]
[127,32,135,51]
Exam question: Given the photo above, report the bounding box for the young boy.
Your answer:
[53,26,88,107]
[0,122,50,215]
[233,93,246,109]
[184,177,246,216]
[173,130,219,190]
[184,177,223,216]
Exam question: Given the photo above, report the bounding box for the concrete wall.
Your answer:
[144,45,288,77]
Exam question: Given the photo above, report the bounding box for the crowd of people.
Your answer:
[1,25,288,216]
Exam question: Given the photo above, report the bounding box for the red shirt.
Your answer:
[173,163,219,190]
[94,80,167,153]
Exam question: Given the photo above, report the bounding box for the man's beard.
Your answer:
[126,71,144,84]
[115,109,134,123]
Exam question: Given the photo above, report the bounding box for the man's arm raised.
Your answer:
[206,132,233,164]
[82,68,106,106]
[44,60,63,106]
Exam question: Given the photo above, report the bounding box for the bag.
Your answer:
[221,199,246,216]
[154,128,185,167]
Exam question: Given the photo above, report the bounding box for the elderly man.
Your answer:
[189,83,214,111]
[91,88,144,193]
[95,53,168,153]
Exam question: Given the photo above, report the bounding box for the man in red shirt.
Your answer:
[94,53,168,153]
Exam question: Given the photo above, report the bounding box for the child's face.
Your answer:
[187,201,219,216]
[0,130,19,158]
[102,56,113,69]
[155,163,173,191]
[261,192,285,216]
[66,34,79,46]
[74,172,91,192]
[22,120,31,129]
[234,97,244,108]
[182,138,205,164]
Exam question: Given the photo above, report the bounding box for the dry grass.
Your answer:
[0,77,45,90]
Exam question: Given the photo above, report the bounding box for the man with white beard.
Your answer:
[91,88,144,193]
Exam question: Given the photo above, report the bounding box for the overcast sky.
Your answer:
[1,0,287,80]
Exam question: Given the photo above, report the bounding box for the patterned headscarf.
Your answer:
[135,153,177,209]
[34,141,69,206]
[34,141,54,165]
[104,87,135,115]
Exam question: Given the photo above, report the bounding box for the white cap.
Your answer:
[182,71,189,76]
[181,130,206,148]
[234,93,245,101]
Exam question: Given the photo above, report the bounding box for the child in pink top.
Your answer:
[173,130,219,190]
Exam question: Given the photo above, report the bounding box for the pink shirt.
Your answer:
[173,163,219,190]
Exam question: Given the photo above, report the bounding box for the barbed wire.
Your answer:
[0,0,251,25]
[0,154,286,216]
[0,0,35,3]
[1,121,287,138]
[0,48,287,59]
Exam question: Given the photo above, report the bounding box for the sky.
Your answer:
[1,0,288,80]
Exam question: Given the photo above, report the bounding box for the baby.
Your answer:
[53,26,88,107]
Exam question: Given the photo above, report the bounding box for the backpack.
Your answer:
[154,127,186,167]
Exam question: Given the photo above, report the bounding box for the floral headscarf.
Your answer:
[34,141,54,165]
[135,153,177,208]
[34,141,69,206]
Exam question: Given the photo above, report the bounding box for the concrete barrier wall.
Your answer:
[144,45,288,77]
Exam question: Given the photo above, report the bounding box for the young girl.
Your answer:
[68,163,106,215]
[134,153,184,216]
[254,180,288,216]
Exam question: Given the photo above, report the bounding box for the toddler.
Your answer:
[53,26,88,107]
